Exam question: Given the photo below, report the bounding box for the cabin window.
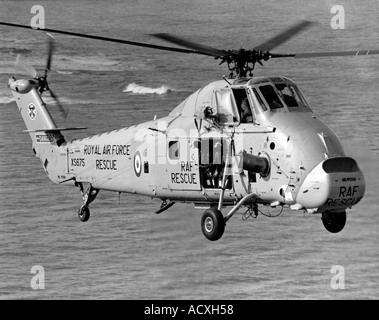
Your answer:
[213,88,240,125]
[258,85,284,110]
[168,141,180,160]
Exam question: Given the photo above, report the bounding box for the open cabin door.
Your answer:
[199,137,232,190]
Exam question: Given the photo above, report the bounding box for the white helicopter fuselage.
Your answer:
[9,76,365,216]
[8,75,365,241]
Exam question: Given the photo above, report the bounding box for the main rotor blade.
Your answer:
[0,21,210,56]
[294,50,379,58]
[254,20,315,52]
[153,33,229,57]
[270,50,379,59]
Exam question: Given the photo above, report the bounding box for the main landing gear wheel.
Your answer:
[321,210,346,233]
[75,183,99,223]
[78,205,90,222]
[201,208,225,241]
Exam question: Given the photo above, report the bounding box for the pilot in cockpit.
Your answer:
[275,83,298,107]
[240,98,254,123]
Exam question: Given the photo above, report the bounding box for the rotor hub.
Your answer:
[216,49,272,78]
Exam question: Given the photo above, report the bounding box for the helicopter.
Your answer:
[0,20,375,241]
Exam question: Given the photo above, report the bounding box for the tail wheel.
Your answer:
[201,208,225,241]
[78,205,90,222]
[321,210,346,233]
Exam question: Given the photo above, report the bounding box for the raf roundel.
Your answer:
[134,152,142,177]
[28,103,36,120]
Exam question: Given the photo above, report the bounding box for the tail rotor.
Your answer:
[15,33,68,119]
[15,54,37,78]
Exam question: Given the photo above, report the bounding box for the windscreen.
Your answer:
[275,83,309,108]
[258,85,284,110]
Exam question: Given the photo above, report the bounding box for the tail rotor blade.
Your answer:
[49,88,68,119]
[15,54,38,78]
[46,33,56,74]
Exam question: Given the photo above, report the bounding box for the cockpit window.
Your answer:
[292,85,310,107]
[258,85,284,110]
[275,83,299,107]
[274,83,310,108]
[252,88,267,111]
[232,88,254,123]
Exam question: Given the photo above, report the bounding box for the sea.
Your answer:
[0,0,378,300]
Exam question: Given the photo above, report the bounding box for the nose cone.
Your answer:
[296,157,365,211]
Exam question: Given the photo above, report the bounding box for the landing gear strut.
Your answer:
[200,194,257,241]
[200,136,260,241]
[76,182,99,222]
[321,210,346,233]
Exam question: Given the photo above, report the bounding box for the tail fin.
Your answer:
[9,77,66,155]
